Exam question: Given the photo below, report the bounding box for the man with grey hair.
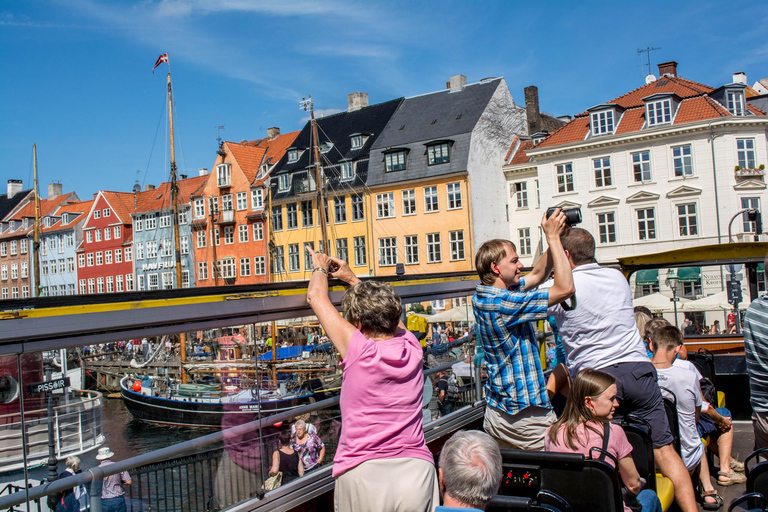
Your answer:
[437,430,502,511]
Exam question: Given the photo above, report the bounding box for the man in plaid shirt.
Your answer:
[472,210,574,450]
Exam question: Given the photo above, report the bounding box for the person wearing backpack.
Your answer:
[437,370,459,417]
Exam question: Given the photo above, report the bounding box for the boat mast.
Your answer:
[304,96,329,252]
[32,144,41,296]
[165,62,188,381]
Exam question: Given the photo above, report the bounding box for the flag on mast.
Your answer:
[152,53,169,73]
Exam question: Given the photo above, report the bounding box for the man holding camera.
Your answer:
[546,227,697,512]
[472,209,574,450]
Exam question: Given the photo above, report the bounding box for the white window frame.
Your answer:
[376,193,395,219]
[288,244,300,272]
[240,257,251,277]
[194,198,205,218]
[353,236,367,267]
[198,261,208,281]
[426,233,441,263]
[596,211,617,244]
[217,163,231,187]
[254,256,266,275]
[236,192,247,211]
[590,110,614,135]
[251,189,263,210]
[592,157,612,188]
[737,138,756,169]
[513,182,528,208]
[334,196,347,223]
[676,202,698,237]
[340,161,354,181]
[402,189,417,216]
[404,235,419,265]
[449,230,465,261]
[238,225,249,243]
[378,237,397,266]
[447,182,462,210]
[646,99,672,126]
[672,145,694,177]
[424,186,439,213]
[351,194,364,222]
[278,174,290,191]
[631,151,652,183]
[556,163,574,193]
[518,228,531,256]
[636,207,657,241]
[727,90,745,116]
[253,222,263,241]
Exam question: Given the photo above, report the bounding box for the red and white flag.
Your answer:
[152,53,168,73]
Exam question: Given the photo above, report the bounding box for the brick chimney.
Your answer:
[657,61,678,77]
[198,168,209,176]
[524,86,542,135]
[733,72,747,85]
[348,92,369,112]
[267,127,280,140]
[6,179,22,198]
[145,184,155,191]
[48,182,62,199]
[449,74,467,92]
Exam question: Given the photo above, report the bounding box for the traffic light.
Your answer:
[747,209,763,235]
[727,279,743,305]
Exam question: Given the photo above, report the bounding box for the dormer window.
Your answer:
[385,149,408,172]
[590,110,614,136]
[340,161,355,181]
[257,164,269,179]
[727,90,745,116]
[320,142,333,154]
[351,135,363,150]
[278,174,290,192]
[23,218,31,229]
[217,163,231,187]
[44,217,52,228]
[646,99,672,126]
[287,149,299,163]
[427,142,451,165]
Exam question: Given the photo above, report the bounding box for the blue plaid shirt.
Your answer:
[472,279,551,415]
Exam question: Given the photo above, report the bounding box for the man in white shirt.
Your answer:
[548,228,696,512]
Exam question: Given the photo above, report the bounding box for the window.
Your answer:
[222,194,233,212]
[86,231,92,243]
[21,286,29,298]
[677,203,698,236]
[198,262,208,280]
[88,278,95,294]
[44,261,52,275]
[137,275,145,291]
[97,277,104,293]
[240,257,251,277]
[212,228,220,246]
[145,213,158,230]
[1,288,6,299]
[351,194,364,221]
[194,198,205,218]
[217,163,231,187]
[253,222,263,241]
[251,189,263,210]
[637,208,657,240]
[178,210,188,225]
[147,274,158,291]
[78,254,85,267]
[727,91,745,116]
[208,197,219,216]
[591,110,614,135]
[146,241,157,258]
[278,174,290,191]
[301,200,313,227]
[271,246,285,274]
[518,228,531,256]
[385,150,407,172]
[742,197,761,232]
[254,256,265,275]
[10,264,17,279]
[447,182,462,209]
[238,225,248,243]
[0,242,5,256]
[334,197,347,223]
[401,190,417,216]
[135,216,145,233]
[104,227,111,241]
[105,251,112,265]
[682,279,703,298]
[288,244,300,272]
[94,210,101,219]
[116,275,123,292]
[631,151,652,182]
[21,262,28,278]
[21,238,28,254]
[125,247,132,262]
[424,186,439,213]
[106,276,114,293]
[351,135,363,149]
[125,274,133,291]
[66,233,74,247]
[593,157,612,187]
[428,142,450,165]
[355,236,370,267]
[513,182,528,208]
[556,163,574,193]
[672,145,693,177]
[219,259,236,279]
[335,238,348,262]
[113,225,121,238]
[236,192,247,211]
[737,138,756,169]
[379,237,397,266]
[0,266,6,280]
[272,206,283,231]
[87,253,94,266]
[135,242,144,259]
[159,239,171,257]
[287,149,299,163]
[597,212,617,244]
[376,193,395,218]
[11,287,18,299]
[159,213,171,228]
[115,250,122,263]
[48,237,56,251]
[103,208,111,218]
[197,230,206,248]
[404,235,419,264]
[95,230,103,242]
[340,161,354,181]
[426,233,441,263]
[646,99,672,126]
[95,252,103,266]
[224,226,234,245]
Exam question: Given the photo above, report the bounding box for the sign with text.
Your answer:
[27,377,70,395]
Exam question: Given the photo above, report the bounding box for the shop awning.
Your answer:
[676,267,701,283]
[759,263,764,273]
[635,269,659,285]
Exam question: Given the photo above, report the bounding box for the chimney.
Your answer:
[524,86,542,135]
[48,182,62,199]
[267,127,280,140]
[6,179,22,198]
[180,174,187,180]
[347,92,369,112]
[449,74,467,92]
[145,184,155,191]
[198,168,209,176]
[657,61,678,77]
[733,72,747,85]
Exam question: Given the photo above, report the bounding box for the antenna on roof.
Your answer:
[216,125,225,149]
[637,46,661,77]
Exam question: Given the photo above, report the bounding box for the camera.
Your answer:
[546,207,582,226]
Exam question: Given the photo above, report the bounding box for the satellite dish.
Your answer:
[645,74,657,84]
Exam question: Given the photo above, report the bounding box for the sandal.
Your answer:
[730,459,745,472]
[717,470,747,485]
[700,490,724,510]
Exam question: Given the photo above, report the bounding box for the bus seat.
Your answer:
[660,388,683,457]
[728,492,766,512]
[487,491,570,512]
[718,391,726,408]
[745,448,768,502]
[619,414,674,512]
[655,473,675,511]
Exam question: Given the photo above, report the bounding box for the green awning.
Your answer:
[759,263,764,273]
[676,267,701,283]
[635,269,659,285]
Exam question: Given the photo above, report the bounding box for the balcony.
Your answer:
[735,167,765,178]
[216,209,236,225]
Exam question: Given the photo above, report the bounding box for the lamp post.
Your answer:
[666,273,680,328]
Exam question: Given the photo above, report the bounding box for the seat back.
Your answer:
[659,387,683,457]
[687,349,716,384]
[498,449,623,512]
[620,415,657,492]
[746,448,768,500]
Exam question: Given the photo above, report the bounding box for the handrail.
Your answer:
[0,390,102,421]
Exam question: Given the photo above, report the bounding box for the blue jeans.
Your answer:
[637,489,662,512]
[102,496,127,512]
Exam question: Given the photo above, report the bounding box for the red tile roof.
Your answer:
[606,76,714,109]
[0,192,77,239]
[40,199,94,234]
[134,175,208,213]
[99,191,138,224]
[223,141,267,183]
[248,131,301,169]
[506,137,535,166]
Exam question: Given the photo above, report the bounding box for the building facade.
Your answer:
[39,199,92,297]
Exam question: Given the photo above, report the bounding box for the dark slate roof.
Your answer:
[270,98,403,201]
[367,79,506,187]
[0,189,32,220]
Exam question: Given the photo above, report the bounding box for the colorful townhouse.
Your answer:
[191,129,298,287]
[77,191,137,294]
[268,95,403,281]
[39,198,93,297]
[132,175,207,290]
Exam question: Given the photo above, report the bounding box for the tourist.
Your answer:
[549,227,696,512]
[291,419,325,472]
[436,370,459,417]
[545,369,662,512]
[269,430,304,485]
[305,246,439,512]
[436,430,502,511]
[96,447,131,512]
[472,210,574,450]
[743,254,768,449]
[710,320,721,335]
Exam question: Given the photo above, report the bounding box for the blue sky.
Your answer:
[1,0,766,199]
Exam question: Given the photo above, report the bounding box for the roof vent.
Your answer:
[657,61,678,77]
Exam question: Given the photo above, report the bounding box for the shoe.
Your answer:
[717,470,746,485]
[730,459,745,472]
[700,490,724,510]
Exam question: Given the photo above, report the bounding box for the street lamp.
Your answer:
[666,272,680,328]
[728,208,762,242]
